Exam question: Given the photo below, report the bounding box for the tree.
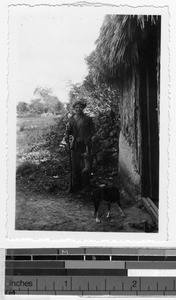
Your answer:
[29,99,44,115]
[17,101,29,115]
[54,100,64,114]
[68,73,119,118]
[34,87,64,114]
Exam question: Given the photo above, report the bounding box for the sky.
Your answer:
[9,6,106,104]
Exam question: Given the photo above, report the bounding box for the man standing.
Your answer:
[66,100,94,193]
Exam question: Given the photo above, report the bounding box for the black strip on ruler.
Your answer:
[139,256,165,261]
[112,256,138,261]
[6,269,127,276]
[5,269,67,276]
[57,255,84,260]
[67,269,127,276]
[85,255,110,260]
[6,256,31,261]
[165,256,176,261]
[5,261,65,269]
[33,255,57,260]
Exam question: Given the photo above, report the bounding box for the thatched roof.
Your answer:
[88,15,160,84]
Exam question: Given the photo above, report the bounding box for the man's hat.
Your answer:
[72,100,87,109]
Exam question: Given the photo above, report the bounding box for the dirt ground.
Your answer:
[15,182,155,233]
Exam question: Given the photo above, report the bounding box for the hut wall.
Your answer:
[118,72,141,198]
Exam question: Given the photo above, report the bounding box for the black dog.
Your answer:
[91,184,126,222]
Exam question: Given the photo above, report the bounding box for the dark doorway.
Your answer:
[139,17,160,202]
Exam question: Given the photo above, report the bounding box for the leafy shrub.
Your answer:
[16,161,38,177]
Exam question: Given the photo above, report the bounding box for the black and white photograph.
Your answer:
[8,5,165,234]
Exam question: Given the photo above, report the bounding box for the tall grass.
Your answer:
[16,115,69,194]
[16,115,59,166]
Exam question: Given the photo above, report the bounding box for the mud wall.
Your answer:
[118,73,141,198]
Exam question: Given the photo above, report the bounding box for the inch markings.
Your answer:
[5,276,176,295]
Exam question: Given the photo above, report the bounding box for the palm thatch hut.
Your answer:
[91,15,161,202]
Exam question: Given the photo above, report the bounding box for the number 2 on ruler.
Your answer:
[132,280,137,288]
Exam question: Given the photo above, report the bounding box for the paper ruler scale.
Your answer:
[5,248,176,296]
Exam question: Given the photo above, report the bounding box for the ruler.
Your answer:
[4,248,176,296]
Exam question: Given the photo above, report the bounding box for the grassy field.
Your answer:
[17,115,58,166]
[16,114,69,194]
